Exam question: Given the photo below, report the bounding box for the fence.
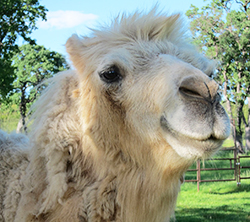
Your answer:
[185,147,250,191]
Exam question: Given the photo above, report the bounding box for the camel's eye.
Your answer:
[99,66,122,83]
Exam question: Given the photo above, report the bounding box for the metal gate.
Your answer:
[185,148,250,191]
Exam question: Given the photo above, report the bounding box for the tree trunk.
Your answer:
[231,118,245,153]
[222,68,235,139]
[16,118,24,133]
[18,83,28,134]
[233,71,245,153]
[233,99,245,153]
[235,135,244,153]
[16,110,27,134]
[245,97,250,151]
[245,126,250,151]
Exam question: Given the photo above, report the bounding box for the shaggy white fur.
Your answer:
[0,8,230,222]
[0,130,29,222]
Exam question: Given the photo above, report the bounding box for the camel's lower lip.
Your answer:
[160,115,222,144]
[160,115,223,158]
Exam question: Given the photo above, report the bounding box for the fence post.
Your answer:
[237,156,241,186]
[232,119,240,186]
[234,147,238,184]
[197,160,201,192]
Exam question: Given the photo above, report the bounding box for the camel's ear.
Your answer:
[66,34,86,74]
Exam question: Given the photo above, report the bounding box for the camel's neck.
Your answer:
[81,139,190,222]
[113,161,183,222]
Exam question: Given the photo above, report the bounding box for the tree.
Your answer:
[11,44,68,133]
[186,0,250,152]
[0,0,47,101]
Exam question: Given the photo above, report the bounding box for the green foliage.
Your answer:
[12,44,68,93]
[186,0,250,152]
[0,0,47,101]
[0,59,15,100]
[8,44,68,132]
[186,0,250,95]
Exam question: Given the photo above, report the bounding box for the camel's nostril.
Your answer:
[179,76,219,103]
[179,87,203,99]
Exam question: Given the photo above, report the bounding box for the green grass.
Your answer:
[175,181,250,222]
[222,138,235,148]
[0,118,20,132]
[175,148,250,222]
[0,104,20,132]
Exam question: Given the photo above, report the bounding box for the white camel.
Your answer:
[0,9,230,222]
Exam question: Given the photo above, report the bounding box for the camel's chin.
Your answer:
[160,116,224,159]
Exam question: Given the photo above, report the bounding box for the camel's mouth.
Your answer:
[160,116,216,141]
[160,115,224,158]
[200,135,219,142]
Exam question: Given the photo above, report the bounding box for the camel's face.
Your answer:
[66,23,230,160]
[93,47,230,160]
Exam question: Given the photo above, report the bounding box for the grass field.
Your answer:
[175,181,250,222]
[175,148,250,222]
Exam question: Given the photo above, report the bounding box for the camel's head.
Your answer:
[66,10,230,162]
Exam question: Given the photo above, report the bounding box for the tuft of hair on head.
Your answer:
[91,6,187,44]
[65,7,190,75]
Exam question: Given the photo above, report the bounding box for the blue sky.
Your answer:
[23,0,208,56]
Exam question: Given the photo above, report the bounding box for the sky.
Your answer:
[22,0,208,57]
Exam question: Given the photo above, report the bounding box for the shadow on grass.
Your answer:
[175,206,250,222]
